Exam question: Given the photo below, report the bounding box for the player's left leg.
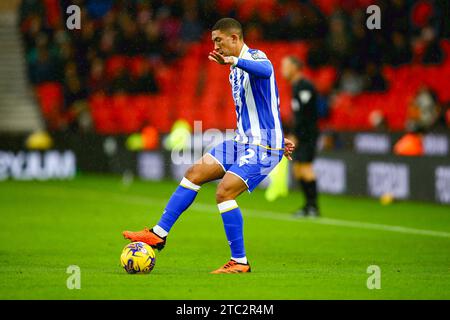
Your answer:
[211,144,283,274]
[211,172,251,274]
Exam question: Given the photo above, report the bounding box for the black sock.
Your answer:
[300,179,318,209]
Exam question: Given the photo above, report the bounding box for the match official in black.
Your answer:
[281,56,320,218]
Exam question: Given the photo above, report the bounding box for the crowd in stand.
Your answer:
[19,0,449,132]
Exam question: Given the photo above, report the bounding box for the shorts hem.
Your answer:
[227,170,251,193]
[205,153,226,173]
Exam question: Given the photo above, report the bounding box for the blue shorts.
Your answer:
[207,140,283,192]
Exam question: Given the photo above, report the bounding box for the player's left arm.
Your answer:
[283,138,295,161]
[208,50,273,78]
[233,56,272,78]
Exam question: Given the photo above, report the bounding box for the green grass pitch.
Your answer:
[0,175,449,299]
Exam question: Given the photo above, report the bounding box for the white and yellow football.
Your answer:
[120,242,156,274]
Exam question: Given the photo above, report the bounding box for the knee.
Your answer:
[216,183,234,204]
[295,163,312,179]
[298,164,315,181]
[184,165,203,186]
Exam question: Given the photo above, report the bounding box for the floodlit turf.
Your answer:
[0,174,449,300]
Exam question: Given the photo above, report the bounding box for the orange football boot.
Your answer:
[211,260,251,274]
[122,227,166,250]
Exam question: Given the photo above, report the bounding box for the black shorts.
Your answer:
[294,136,318,163]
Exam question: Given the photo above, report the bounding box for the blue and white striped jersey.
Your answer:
[229,44,284,150]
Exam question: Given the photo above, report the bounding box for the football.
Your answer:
[120,242,156,274]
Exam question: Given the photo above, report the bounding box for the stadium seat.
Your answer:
[312,0,341,15]
[111,94,142,133]
[128,56,147,77]
[82,39,450,134]
[138,95,171,133]
[105,56,128,79]
[88,94,116,134]
[43,0,62,28]
[35,82,64,117]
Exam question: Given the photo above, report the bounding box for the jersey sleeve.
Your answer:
[235,50,273,78]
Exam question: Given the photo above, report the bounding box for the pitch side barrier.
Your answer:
[0,132,449,204]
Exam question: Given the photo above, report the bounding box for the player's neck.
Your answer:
[235,42,246,57]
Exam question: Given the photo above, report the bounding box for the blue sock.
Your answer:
[155,177,200,234]
[218,200,246,259]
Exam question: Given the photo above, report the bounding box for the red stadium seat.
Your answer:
[128,56,147,77]
[237,0,276,21]
[35,82,64,116]
[110,94,143,133]
[105,56,128,79]
[43,0,62,28]
[136,94,171,133]
[313,67,337,95]
[83,39,450,134]
[89,94,116,134]
[312,0,340,15]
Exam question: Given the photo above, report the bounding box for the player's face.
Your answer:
[211,30,237,56]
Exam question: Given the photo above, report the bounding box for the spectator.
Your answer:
[129,60,159,94]
[363,62,388,92]
[21,14,47,52]
[85,0,114,19]
[87,58,108,94]
[142,21,164,58]
[180,9,203,42]
[386,32,413,66]
[369,110,388,131]
[244,23,264,43]
[383,0,411,35]
[18,0,449,134]
[307,39,330,68]
[28,43,60,84]
[63,72,88,132]
[336,68,364,95]
[420,26,444,64]
[349,19,370,72]
[116,13,145,56]
[406,87,440,131]
[97,28,117,59]
[435,101,450,130]
[326,13,352,68]
[110,66,132,94]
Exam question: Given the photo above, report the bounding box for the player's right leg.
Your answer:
[123,154,225,250]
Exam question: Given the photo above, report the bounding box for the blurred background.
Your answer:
[0,0,449,204]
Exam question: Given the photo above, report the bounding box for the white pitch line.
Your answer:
[309,217,450,238]
[192,203,450,239]
[33,185,450,239]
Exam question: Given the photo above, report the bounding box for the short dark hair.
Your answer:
[212,18,243,39]
[285,56,304,70]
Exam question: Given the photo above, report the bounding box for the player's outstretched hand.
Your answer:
[283,138,296,161]
[208,50,234,65]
